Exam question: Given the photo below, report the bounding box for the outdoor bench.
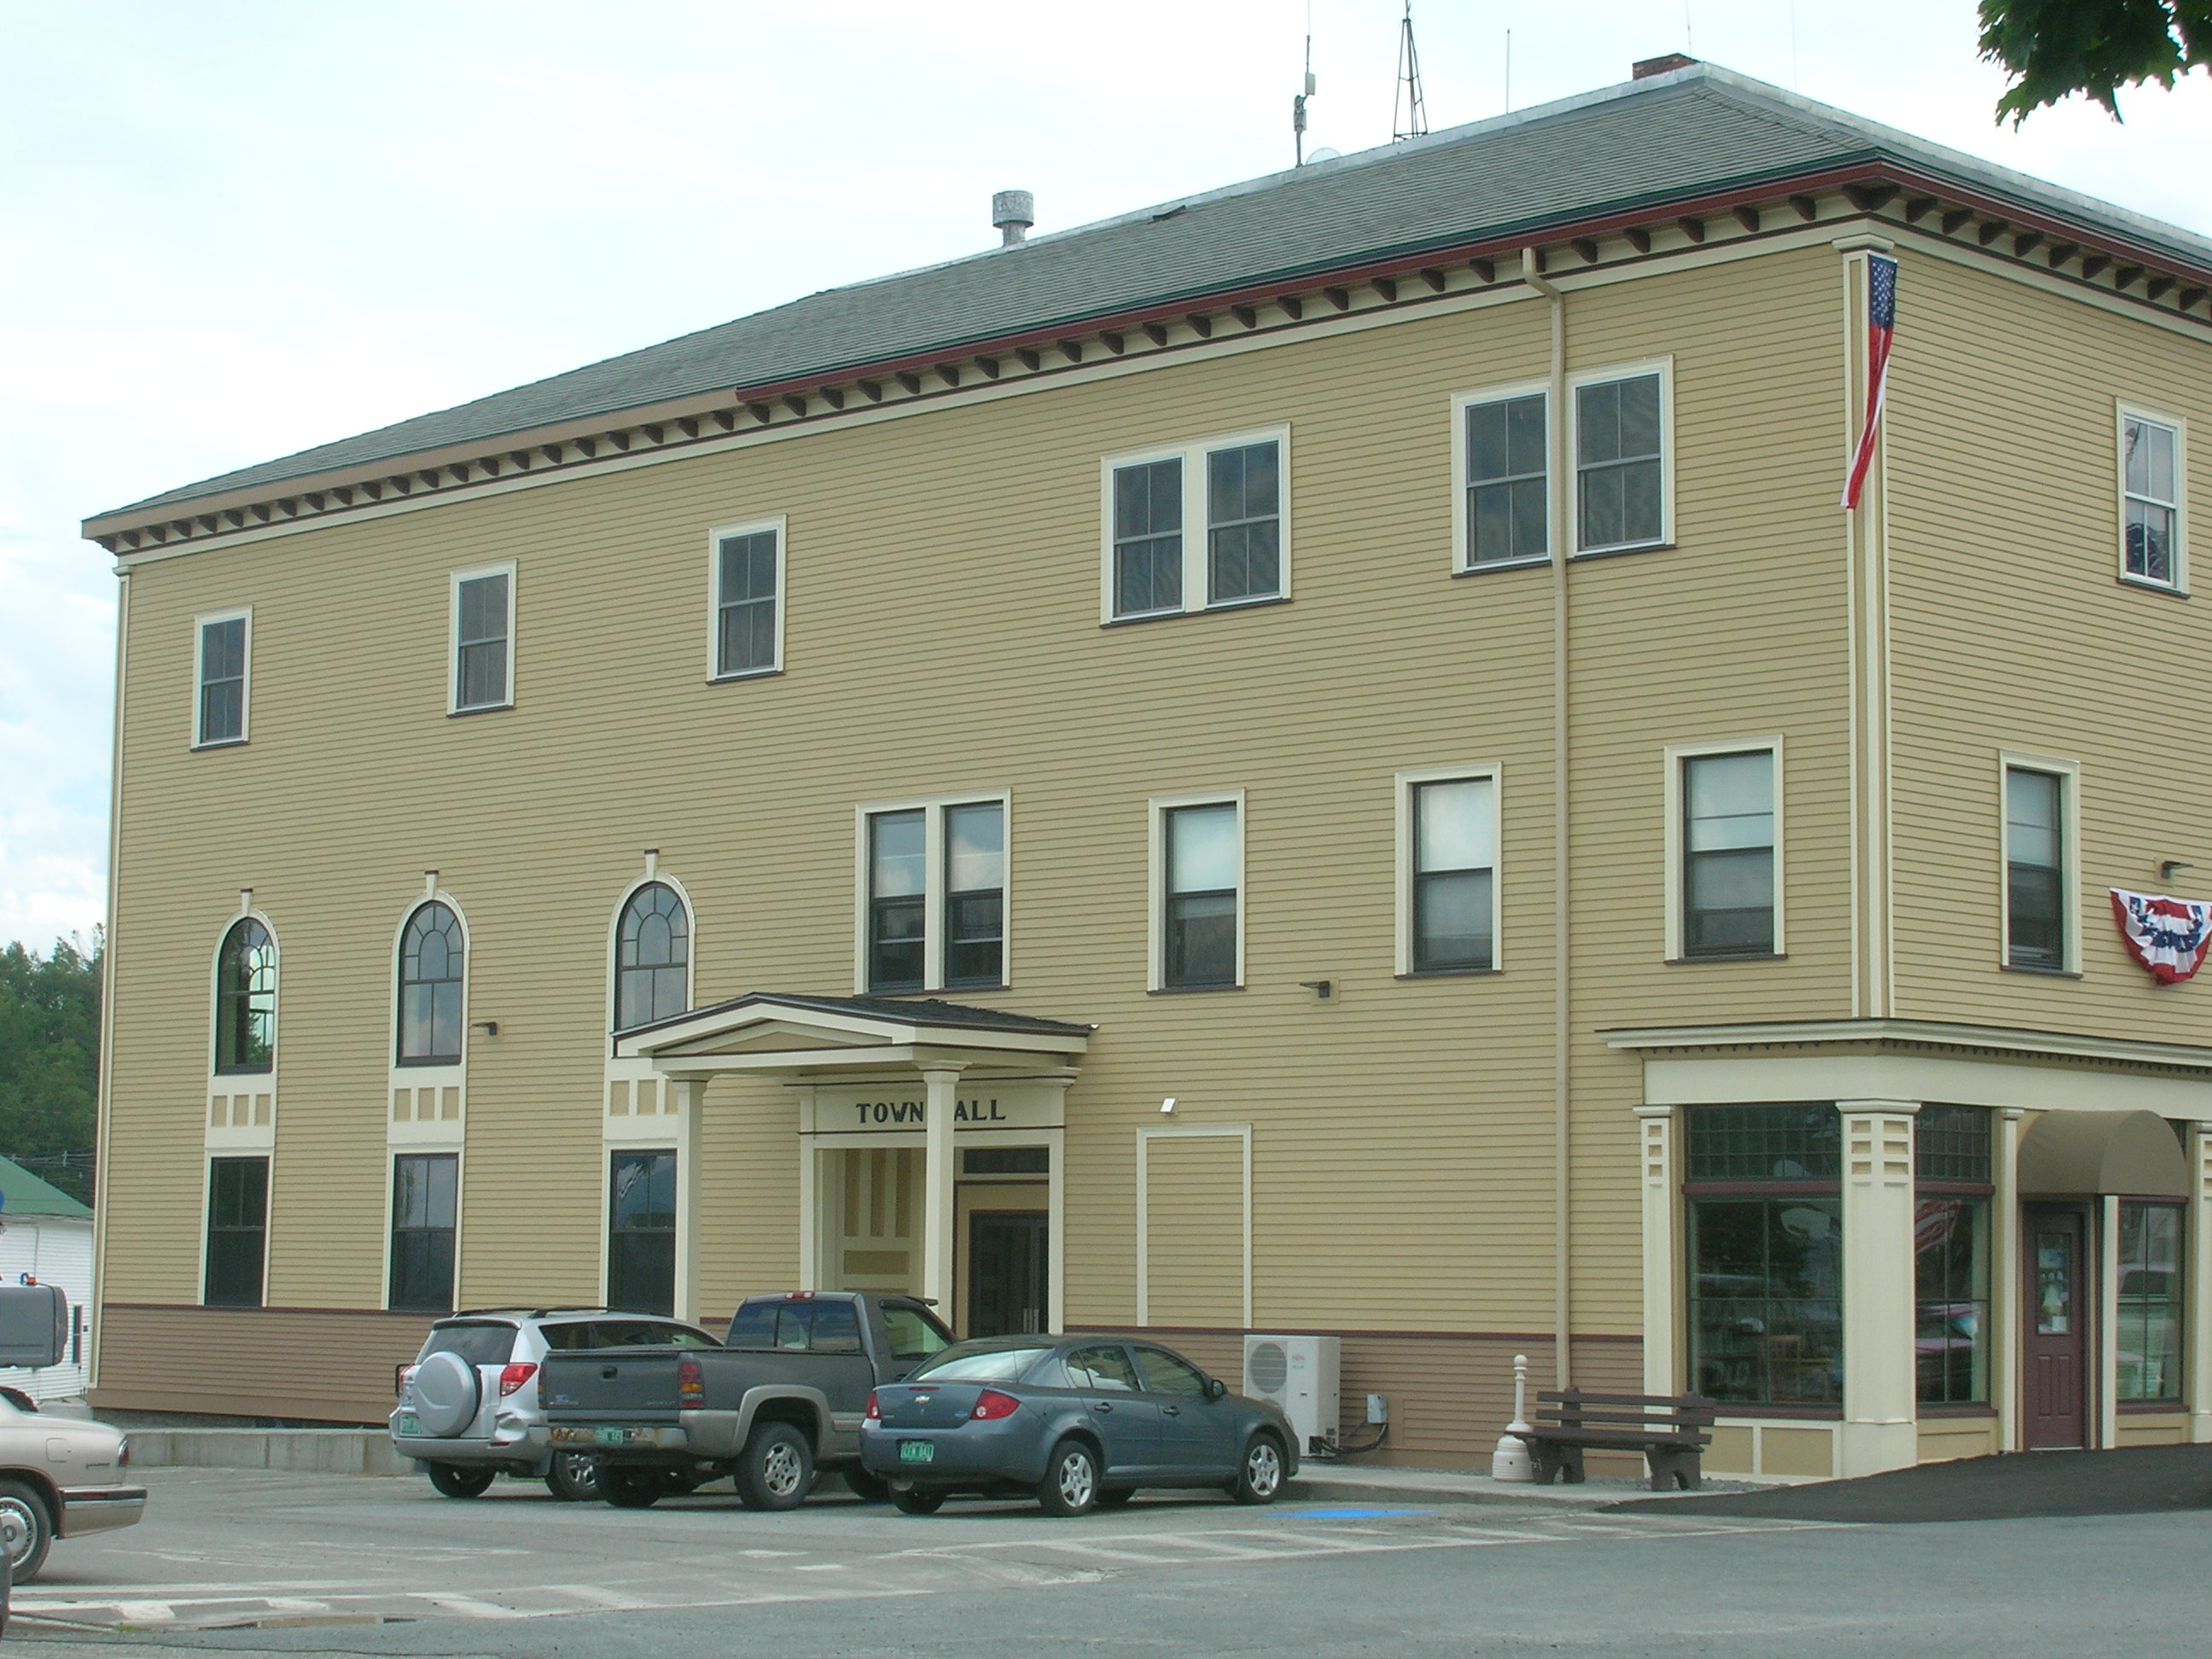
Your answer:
[1521,1388,1716,1491]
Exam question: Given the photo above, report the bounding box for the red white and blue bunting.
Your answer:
[2110,888,2212,984]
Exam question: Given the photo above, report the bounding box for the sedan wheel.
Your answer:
[890,1486,946,1515]
[0,1482,51,1582]
[1037,1439,1100,1517]
[544,1452,602,1503]
[1230,1435,1284,1505]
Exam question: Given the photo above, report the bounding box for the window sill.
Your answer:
[1705,1404,1842,1421]
[1452,555,1551,579]
[861,985,1010,998]
[1666,952,1785,965]
[1571,539,1674,563]
[1103,595,1289,628]
[213,1066,275,1079]
[1916,1402,1997,1419]
[191,736,247,752]
[2000,963,2083,980]
[2117,573,2188,599]
[1395,967,1501,980]
[707,667,784,684]
[1148,984,1245,996]
[395,1057,466,1068]
[447,702,513,719]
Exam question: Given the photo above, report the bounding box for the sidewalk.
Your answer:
[1284,1460,1761,1511]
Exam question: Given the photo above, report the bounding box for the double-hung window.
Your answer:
[204,1155,269,1308]
[862,796,1007,993]
[450,563,514,713]
[1105,429,1288,620]
[2003,759,2074,971]
[1154,796,1242,990]
[194,611,250,747]
[1671,744,1779,960]
[1400,770,1499,973]
[389,1152,458,1313]
[1574,364,1669,554]
[1456,386,1549,568]
[2120,407,2183,590]
[710,517,784,678]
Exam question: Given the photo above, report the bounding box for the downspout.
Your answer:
[89,567,129,1393]
[1522,248,1571,1390]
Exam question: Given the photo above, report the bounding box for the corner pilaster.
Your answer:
[1837,1099,1918,1476]
[1634,1105,1679,1395]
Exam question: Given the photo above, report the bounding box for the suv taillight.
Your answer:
[678,1357,704,1409]
[498,1362,538,1398]
[970,1389,1021,1422]
[395,1364,415,1398]
[864,1389,881,1421]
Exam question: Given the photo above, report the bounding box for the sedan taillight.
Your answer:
[678,1357,704,1409]
[970,1389,1021,1422]
[498,1362,538,1398]
[864,1389,881,1421]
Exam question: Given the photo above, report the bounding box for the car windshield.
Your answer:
[423,1322,516,1365]
[911,1346,1051,1382]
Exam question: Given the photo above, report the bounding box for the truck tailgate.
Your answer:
[538,1349,684,1417]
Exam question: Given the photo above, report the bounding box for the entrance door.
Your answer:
[967,1211,1048,1337]
[2023,1205,2088,1449]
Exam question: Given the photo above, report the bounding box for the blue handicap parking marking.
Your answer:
[1288,1505,1435,1519]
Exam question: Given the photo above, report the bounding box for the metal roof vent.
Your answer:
[992,189,1034,247]
[1633,53,1697,79]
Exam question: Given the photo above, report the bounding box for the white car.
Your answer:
[0,1387,145,1580]
[391,1308,719,1500]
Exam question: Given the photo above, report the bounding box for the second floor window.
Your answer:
[865,798,1006,993]
[713,521,783,678]
[615,882,690,1030]
[214,917,276,1074]
[1107,431,1287,620]
[2122,410,2180,588]
[1161,800,1240,989]
[451,566,512,712]
[1462,390,1548,568]
[1408,775,1497,972]
[399,900,464,1064]
[1680,749,1776,959]
[1575,370,1666,553]
[195,613,249,747]
[2005,765,2068,970]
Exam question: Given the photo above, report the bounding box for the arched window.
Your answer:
[214,918,276,1074]
[398,902,464,1064]
[615,882,690,1031]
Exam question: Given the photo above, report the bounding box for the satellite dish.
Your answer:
[1307,147,1342,162]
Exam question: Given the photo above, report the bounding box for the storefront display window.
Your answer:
[2116,1201,2184,1402]
[1914,1104,1991,1406]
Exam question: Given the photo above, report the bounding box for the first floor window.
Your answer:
[1409,775,1496,971]
[451,567,512,711]
[195,613,248,746]
[713,523,782,677]
[1680,748,1776,958]
[1464,390,1548,566]
[205,1156,269,1308]
[390,1154,458,1313]
[2122,411,2180,586]
[1162,800,1240,989]
[2005,765,2068,969]
[608,1150,677,1317]
[1913,1196,1990,1405]
[864,798,1006,993]
[1575,371,1664,552]
[2116,1201,2185,1401]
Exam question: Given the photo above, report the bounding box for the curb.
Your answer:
[124,1428,416,1476]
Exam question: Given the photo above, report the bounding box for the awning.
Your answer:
[2017,1109,2190,1199]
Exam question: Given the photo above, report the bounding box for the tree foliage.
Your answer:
[0,936,102,1204]
[1980,0,2212,123]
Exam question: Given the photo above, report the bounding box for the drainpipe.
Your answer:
[1522,248,1572,1390]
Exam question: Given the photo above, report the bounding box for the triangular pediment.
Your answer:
[615,992,1091,1068]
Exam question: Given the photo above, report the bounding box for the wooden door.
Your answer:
[2023,1205,2088,1449]
[967,1211,1048,1338]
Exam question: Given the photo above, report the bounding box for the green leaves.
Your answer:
[0,935,102,1204]
[1979,0,2212,123]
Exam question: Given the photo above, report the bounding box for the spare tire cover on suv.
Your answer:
[411,1350,482,1437]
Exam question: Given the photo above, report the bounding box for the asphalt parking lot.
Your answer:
[7,1465,2210,1657]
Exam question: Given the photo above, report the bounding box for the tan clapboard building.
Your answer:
[83,59,2212,1476]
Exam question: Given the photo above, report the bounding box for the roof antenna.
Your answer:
[1393,1,1429,143]
[1293,3,1316,166]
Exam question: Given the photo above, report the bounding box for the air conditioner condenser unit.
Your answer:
[1242,1334,1341,1454]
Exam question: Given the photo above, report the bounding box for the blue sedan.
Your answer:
[859,1335,1298,1516]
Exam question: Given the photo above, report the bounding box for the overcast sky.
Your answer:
[3,0,2207,950]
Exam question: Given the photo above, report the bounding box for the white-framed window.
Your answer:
[1149,792,1243,991]
[193,608,252,748]
[707,515,785,679]
[856,794,1008,994]
[2000,753,2079,974]
[2118,404,2185,591]
[1396,766,1500,974]
[1572,358,1674,556]
[1102,427,1289,621]
[449,562,514,713]
[1452,382,1551,571]
[1664,738,1782,962]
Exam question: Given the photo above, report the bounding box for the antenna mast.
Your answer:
[1294,8,1316,165]
[1393,1,1429,142]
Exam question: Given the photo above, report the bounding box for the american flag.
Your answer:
[1840,253,1898,510]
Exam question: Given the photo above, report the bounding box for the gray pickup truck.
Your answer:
[533,1291,952,1509]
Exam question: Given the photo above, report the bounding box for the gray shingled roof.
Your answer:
[103,62,2212,521]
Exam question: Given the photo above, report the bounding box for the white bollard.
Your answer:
[1490,1351,1534,1481]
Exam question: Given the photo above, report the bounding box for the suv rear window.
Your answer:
[423,1322,516,1365]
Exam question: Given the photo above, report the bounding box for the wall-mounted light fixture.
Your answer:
[1160,1097,1178,1115]
[1299,980,1334,999]
[2161,860,2196,885]
[470,1021,499,1037]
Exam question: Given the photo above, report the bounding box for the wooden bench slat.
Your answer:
[1521,1429,1711,1448]
[1533,1407,1713,1427]
[1537,1391,1714,1409]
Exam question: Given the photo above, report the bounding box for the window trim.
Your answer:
[384,1150,462,1314]
[1569,357,1675,557]
[1450,380,1553,573]
[209,909,279,1077]
[1664,736,1784,963]
[607,870,697,1041]
[392,889,471,1068]
[1099,425,1292,623]
[1999,751,2081,975]
[851,791,1012,995]
[447,560,516,715]
[190,608,253,749]
[704,514,788,682]
[1395,764,1504,976]
[1148,789,1246,992]
[2116,400,2187,596]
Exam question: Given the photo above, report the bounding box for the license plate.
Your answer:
[597,1428,629,1445]
[397,1414,419,1436]
[899,1440,935,1464]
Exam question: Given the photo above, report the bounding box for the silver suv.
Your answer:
[391,1308,719,1500]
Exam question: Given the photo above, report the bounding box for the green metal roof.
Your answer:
[0,1159,91,1220]
[98,61,2212,523]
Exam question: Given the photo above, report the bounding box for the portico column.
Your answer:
[1994,1109,2023,1452]
[1837,1100,1919,1476]
[920,1063,966,1317]
[1633,1106,1679,1396]
[670,1077,708,1324]
[2190,1123,2212,1444]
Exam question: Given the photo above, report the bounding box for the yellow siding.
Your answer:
[1144,1136,1243,1327]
